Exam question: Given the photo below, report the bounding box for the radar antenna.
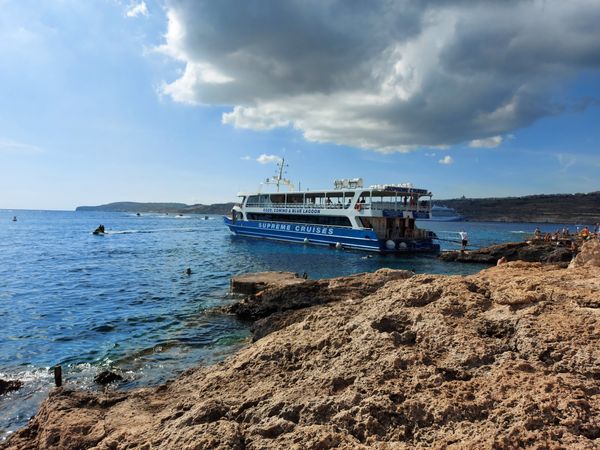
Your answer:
[264,157,295,192]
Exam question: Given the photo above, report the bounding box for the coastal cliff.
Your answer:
[438,241,575,265]
[4,242,600,449]
[437,191,600,224]
[75,202,235,215]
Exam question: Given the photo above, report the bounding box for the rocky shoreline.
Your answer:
[438,241,577,266]
[3,242,600,449]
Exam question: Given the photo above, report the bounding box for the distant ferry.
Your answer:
[419,205,463,222]
[224,160,440,253]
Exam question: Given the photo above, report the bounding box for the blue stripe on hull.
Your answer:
[223,218,440,254]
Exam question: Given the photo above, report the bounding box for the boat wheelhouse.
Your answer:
[224,169,440,253]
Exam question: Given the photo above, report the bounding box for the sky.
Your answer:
[1,0,599,210]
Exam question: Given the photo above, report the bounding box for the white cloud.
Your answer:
[469,136,503,149]
[556,153,578,170]
[159,1,600,152]
[0,138,43,154]
[223,106,290,131]
[438,155,454,165]
[240,155,252,161]
[126,2,148,18]
[256,154,281,164]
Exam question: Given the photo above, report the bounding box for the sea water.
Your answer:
[0,210,578,439]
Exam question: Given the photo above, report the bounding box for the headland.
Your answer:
[436,191,600,224]
[75,202,235,215]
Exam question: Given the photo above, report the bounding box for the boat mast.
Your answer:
[265,158,295,192]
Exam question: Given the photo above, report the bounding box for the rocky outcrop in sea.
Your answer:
[3,241,600,449]
[438,241,577,265]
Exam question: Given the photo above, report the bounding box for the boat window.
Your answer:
[270,194,285,204]
[356,191,372,204]
[305,193,325,205]
[286,193,304,204]
[247,195,271,205]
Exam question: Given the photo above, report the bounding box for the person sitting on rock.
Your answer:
[496,256,507,266]
[534,227,541,240]
[580,226,590,240]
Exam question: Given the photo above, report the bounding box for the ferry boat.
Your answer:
[224,160,440,253]
[419,205,463,222]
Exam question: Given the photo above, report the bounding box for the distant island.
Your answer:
[75,202,235,216]
[76,191,600,224]
[435,191,600,224]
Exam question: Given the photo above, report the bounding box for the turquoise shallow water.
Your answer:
[0,210,579,439]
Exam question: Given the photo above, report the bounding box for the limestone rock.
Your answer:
[569,239,600,268]
[230,271,305,295]
[230,268,414,321]
[0,379,23,395]
[94,370,124,385]
[5,264,600,449]
[439,241,576,265]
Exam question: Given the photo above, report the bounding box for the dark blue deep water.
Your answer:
[0,210,579,439]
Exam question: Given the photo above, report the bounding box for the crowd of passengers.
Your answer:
[293,195,428,208]
[532,223,600,243]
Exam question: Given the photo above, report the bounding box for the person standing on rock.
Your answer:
[459,230,468,251]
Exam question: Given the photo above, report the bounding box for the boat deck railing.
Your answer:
[359,201,430,214]
[244,201,431,214]
[245,202,351,209]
